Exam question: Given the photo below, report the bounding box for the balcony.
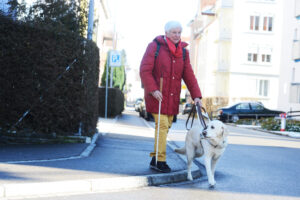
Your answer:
[293,40,300,62]
[296,0,300,19]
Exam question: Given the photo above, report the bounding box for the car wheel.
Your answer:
[232,115,239,123]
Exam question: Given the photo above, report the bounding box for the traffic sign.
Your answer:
[109,50,122,67]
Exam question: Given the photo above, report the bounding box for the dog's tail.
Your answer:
[174,147,186,155]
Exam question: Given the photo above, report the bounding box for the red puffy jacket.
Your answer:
[140,35,202,115]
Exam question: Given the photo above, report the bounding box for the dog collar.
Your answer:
[205,138,225,149]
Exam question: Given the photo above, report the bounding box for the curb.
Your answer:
[0,166,200,198]
[3,133,99,164]
[0,117,202,199]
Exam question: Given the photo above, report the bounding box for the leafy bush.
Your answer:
[260,118,281,131]
[260,118,300,132]
[7,0,88,37]
[98,87,124,118]
[235,118,300,132]
[0,15,99,136]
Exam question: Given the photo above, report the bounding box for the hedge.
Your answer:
[98,87,124,118]
[0,15,99,137]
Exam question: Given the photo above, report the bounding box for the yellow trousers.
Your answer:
[150,113,174,161]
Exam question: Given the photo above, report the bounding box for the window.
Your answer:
[236,103,250,110]
[263,16,273,32]
[251,103,264,110]
[248,53,258,62]
[250,16,260,31]
[261,54,271,63]
[249,14,274,32]
[247,45,272,64]
[257,80,269,97]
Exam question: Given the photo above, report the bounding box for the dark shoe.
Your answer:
[158,162,171,173]
[149,156,156,169]
[150,157,171,173]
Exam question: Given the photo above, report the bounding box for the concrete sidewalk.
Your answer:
[0,116,200,199]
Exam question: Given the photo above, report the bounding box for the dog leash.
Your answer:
[196,102,208,130]
[185,103,208,130]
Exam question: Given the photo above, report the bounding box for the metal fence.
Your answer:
[287,111,300,120]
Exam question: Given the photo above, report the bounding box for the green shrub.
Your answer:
[260,118,281,131]
[0,15,99,136]
[235,118,300,133]
[261,118,300,132]
[98,87,124,118]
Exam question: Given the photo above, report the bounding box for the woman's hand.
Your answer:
[151,90,163,101]
[194,98,202,107]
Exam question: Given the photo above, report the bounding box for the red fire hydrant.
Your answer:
[280,113,287,131]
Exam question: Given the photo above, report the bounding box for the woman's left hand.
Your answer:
[194,98,202,107]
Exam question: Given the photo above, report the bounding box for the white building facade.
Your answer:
[230,0,282,109]
[190,0,300,112]
[278,0,300,112]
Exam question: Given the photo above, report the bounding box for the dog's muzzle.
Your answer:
[202,129,207,137]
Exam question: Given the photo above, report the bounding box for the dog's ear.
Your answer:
[221,126,229,136]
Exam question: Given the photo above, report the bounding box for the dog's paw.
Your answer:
[209,181,216,189]
[187,174,193,181]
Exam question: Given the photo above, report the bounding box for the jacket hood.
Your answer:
[154,35,188,48]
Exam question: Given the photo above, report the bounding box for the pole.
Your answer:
[110,66,113,88]
[105,60,109,119]
[78,41,86,136]
[87,0,94,40]
[155,77,163,166]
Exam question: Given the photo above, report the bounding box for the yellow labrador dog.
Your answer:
[175,120,228,187]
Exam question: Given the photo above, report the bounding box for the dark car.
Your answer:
[134,98,143,112]
[217,102,285,123]
[182,103,193,115]
[138,99,177,122]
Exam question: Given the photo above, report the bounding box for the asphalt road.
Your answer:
[16,108,300,200]
[168,114,300,198]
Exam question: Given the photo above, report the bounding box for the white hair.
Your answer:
[164,21,182,33]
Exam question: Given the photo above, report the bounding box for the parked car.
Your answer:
[134,98,143,112]
[217,101,285,123]
[182,103,192,115]
[140,101,153,121]
[138,99,177,122]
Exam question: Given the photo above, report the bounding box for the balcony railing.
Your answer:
[293,40,300,62]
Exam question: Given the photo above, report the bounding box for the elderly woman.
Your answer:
[140,21,202,173]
